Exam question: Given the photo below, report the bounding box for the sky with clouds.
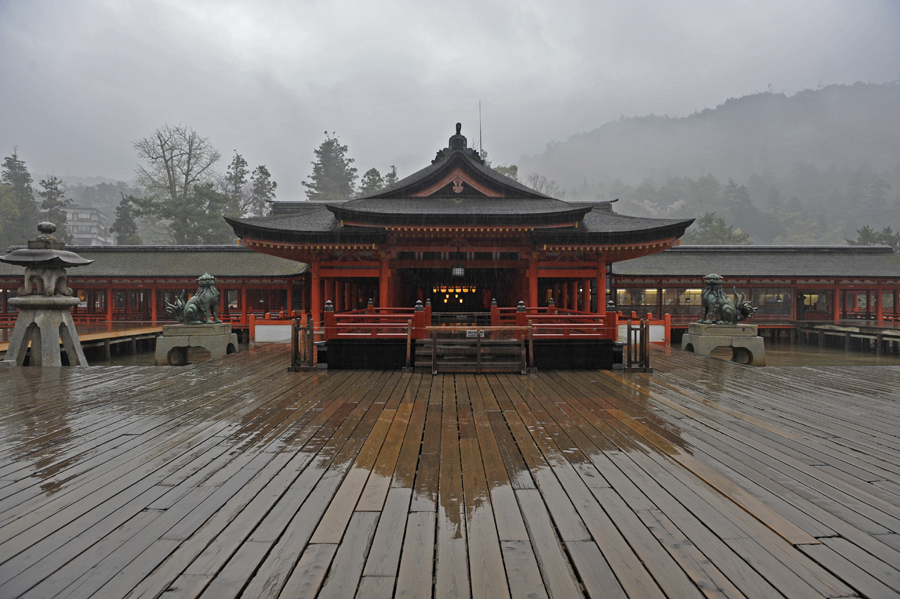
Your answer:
[1,0,899,197]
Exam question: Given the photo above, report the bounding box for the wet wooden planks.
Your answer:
[0,345,898,598]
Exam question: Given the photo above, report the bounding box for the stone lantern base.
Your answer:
[1,296,88,367]
[681,323,765,366]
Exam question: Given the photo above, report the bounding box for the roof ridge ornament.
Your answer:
[432,123,485,165]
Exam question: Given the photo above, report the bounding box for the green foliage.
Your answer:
[0,150,41,250]
[247,165,276,217]
[681,212,751,245]
[131,124,231,245]
[222,153,249,213]
[219,152,276,217]
[494,165,518,181]
[37,175,72,243]
[110,194,143,245]
[303,132,357,202]
[847,225,900,250]
[383,165,399,187]
[357,168,384,197]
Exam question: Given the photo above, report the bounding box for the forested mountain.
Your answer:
[519,82,900,244]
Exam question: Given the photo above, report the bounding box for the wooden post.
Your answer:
[528,319,535,372]
[876,284,884,323]
[425,299,432,325]
[310,264,321,329]
[431,329,437,375]
[323,300,335,341]
[491,298,499,326]
[664,313,671,346]
[406,319,413,370]
[379,256,390,308]
[241,287,248,325]
[528,259,538,308]
[476,328,482,373]
[582,280,590,314]
[569,281,578,311]
[413,300,425,340]
[596,263,606,315]
[106,285,113,321]
[287,286,293,316]
[151,287,158,323]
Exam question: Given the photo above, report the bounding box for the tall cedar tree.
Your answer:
[37,175,72,243]
[0,150,42,250]
[111,194,143,244]
[248,165,276,217]
[303,133,357,201]
[132,124,233,244]
[357,168,384,197]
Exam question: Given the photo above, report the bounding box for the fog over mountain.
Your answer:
[518,82,900,244]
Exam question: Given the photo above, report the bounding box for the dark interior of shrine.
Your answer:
[397,267,520,311]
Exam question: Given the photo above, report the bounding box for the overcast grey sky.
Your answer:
[1,0,899,198]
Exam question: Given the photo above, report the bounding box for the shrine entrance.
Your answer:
[395,267,522,312]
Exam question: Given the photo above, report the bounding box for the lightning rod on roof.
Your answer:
[479,101,483,157]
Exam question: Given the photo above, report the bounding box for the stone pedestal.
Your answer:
[155,323,239,366]
[2,296,88,367]
[681,323,765,366]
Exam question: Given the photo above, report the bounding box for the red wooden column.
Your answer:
[379,256,390,308]
[559,284,567,311]
[876,284,883,322]
[351,283,358,310]
[569,281,578,311]
[596,263,606,315]
[528,259,538,308]
[334,280,343,313]
[582,279,591,313]
[151,287,158,323]
[310,262,322,328]
[241,288,248,324]
[833,283,841,323]
[286,286,293,316]
[106,285,113,321]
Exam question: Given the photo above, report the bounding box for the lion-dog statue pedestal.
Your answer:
[681,273,765,366]
[155,273,239,366]
[1,222,92,367]
[681,323,765,366]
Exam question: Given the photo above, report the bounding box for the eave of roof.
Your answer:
[613,245,900,279]
[0,245,307,278]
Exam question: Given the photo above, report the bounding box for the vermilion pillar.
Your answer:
[241,288,248,324]
[596,263,606,315]
[569,281,578,311]
[833,284,841,323]
[876,284,883,322]
[106,285,113,321]
[310,262,322,327]
[151,288,158,323]
[379,257,390,308]
[528,260,538,308]
[582,280,591,313]
[334,280,343,312]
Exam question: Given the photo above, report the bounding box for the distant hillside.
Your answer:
[520,82,900,190]
[518,82,900,244]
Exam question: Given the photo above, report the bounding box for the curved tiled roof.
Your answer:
[0,245,307,279]
[613,245,900,278]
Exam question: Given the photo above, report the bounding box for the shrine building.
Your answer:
[226,124,693,326]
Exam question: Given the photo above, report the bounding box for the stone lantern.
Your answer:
[0,222,92,366]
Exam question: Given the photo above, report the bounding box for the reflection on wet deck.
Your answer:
[1,345,899,598]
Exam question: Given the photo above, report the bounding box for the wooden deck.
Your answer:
[1,346,899,598]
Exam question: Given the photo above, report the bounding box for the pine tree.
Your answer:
[302,133,357,202]
[357,168,384,197]
[37,175,72,243]
[0,149,42,250]
[222,152,249,214]
[383,165,399,187]
[110,194,143,245]
[248,165,277,217]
